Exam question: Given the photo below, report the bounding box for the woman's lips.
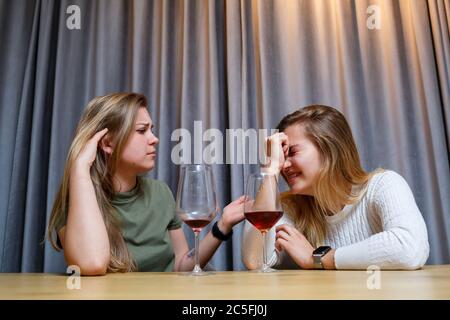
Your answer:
[286,173,301,184]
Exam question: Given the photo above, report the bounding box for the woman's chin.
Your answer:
[289,183,312,196]
[135,162,155,174]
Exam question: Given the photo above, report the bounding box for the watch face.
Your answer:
[313,246,331,255]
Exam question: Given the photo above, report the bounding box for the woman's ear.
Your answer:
[99,134,114,155]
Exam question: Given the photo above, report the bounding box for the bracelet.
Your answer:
[212,221,233,241]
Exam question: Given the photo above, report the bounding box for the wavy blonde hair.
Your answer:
[46,92,149,272]
[277,105,382,247]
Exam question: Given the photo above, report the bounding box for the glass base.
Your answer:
[189,270,214,276]
[249,265,278,273]
[178,265,214,276]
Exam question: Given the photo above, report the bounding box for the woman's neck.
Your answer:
[327,204,346,216]
[113,169,138,193]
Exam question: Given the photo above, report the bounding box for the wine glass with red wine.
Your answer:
[176,164,218,276]
[244,172,283,272]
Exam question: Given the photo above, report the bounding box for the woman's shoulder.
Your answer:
[369,169,409,186]
[366,169,413,201]
[139,177,173,197]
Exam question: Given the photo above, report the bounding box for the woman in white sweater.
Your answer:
[242,105,429,270]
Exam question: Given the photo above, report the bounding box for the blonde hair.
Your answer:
[47,92,149,272]
[277,105,382,247]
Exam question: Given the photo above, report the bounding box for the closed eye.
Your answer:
[137,126,148,134]
[136,124,153,134]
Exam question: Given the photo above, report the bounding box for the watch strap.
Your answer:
[211,221,233,241]
[313,255,325,269]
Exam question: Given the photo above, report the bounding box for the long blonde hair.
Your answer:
[47,92,148,272]
[277,105,382,247]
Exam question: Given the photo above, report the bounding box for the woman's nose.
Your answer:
[149,133,159,145]
[283,158,291,170]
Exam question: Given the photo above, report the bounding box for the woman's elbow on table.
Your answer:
[394,254,426,271]
[244,260,259,271]
[65,256,110,276]
[242,254,260,270]
[80,262,108,276]
[386,238,430,270]
[400,242,429,270]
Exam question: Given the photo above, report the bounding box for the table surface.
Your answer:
[1,265,449,300]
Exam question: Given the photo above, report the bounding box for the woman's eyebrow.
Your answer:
[135,122,150,126]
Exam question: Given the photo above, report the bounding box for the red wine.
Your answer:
[245,211,283,232]
[184,219,212,232]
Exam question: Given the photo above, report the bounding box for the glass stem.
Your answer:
[194,231,201,272]
[262,231,267,270]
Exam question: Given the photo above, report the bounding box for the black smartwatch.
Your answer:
[312,246,332,269]
[212,221,233,241]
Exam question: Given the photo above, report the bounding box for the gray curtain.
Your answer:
[0,0,448,272]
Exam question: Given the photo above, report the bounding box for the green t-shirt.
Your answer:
[112,178,182,272]
[56,177,182,272]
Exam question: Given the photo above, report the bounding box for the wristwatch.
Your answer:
[312,246,332,269]
[212,221,233,241]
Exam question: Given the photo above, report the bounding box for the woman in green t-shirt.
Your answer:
[46,92,245,275]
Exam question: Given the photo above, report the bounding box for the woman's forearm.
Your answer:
[64,166,110,274]
[254,169,280,210]
[322,249,336,269]
[242,221,265,269]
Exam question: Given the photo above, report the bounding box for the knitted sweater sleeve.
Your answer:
[334,171,430,270]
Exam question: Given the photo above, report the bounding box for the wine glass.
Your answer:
[244,172,283,272]
[175,164,218,276]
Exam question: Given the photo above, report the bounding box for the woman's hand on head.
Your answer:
[218,195,247,234]
[73,128,109,173]
[275,224,315,269]
[262,132,289,175]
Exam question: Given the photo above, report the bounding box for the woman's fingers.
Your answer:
[275,230,290,241]
[85,128,108,150]
[223,196,248,222]
[275,238,288,252]
[275,223,293,235]
[275,240,282,251]
[275,229,290,253]
[264,133,289,173]
[236,195,248,203]
[243,199,255,209]
[276,224,305,244]
[75,128,109,170]
[282,144,289,158]
[267,133,285,150]
[278,133,289,147]
[92,128,109,142]
[279,132,288,142]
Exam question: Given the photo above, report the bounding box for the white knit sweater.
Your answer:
[242,170,430,270]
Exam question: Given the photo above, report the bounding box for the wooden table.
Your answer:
[1,265,449,300]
